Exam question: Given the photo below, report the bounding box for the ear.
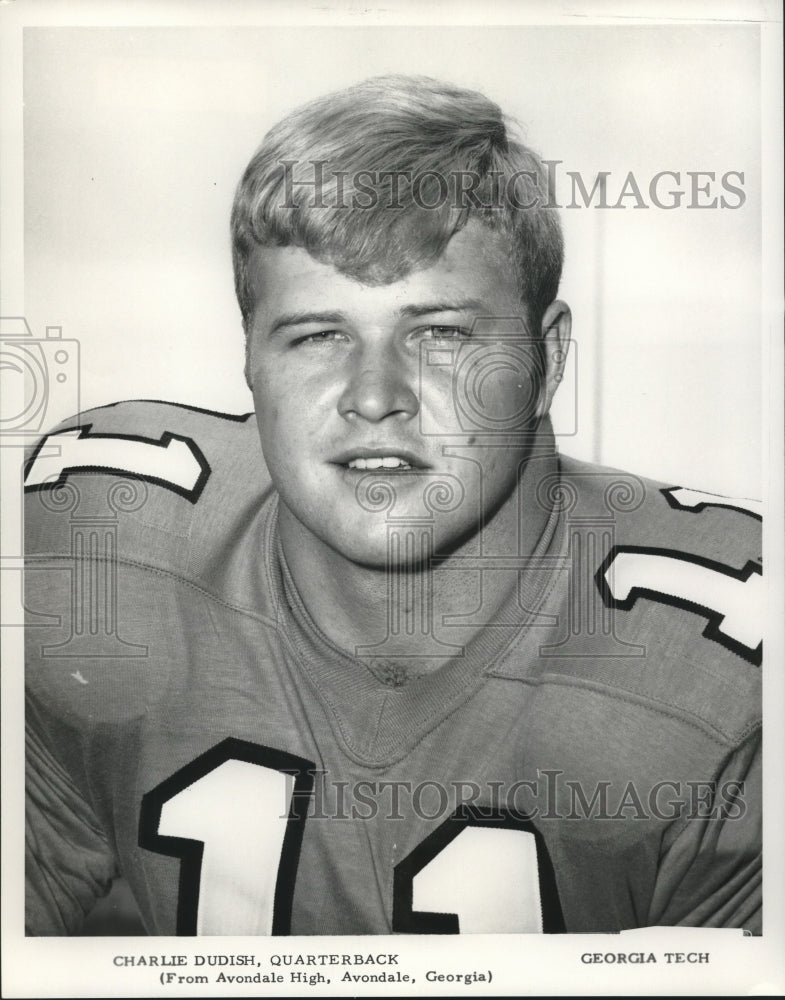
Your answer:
[244,315,257,391]
[536,299,571,418]
[244,337,254,391]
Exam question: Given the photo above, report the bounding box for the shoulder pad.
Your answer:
[24,400,271,595]
[499,456,763,743]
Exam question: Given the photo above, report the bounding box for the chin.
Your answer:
[324,526,402,570]
[325,515,473,570]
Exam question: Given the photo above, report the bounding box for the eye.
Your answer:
[420,325,471,342]
[295,330,344,346]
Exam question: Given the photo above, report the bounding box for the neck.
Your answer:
[278,428,558,673]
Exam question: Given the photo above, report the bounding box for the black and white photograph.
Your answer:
[1,1,783,996]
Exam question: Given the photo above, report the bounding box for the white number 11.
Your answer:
[140,739,564,935]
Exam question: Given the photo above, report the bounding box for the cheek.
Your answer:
[252,364,296,424]
[425,345,541,432]
[253,387,280,430]
[257,397,281,425]
[420,367,459,425]
[252,383,294,465]
[456,357,541,431]
[252,373,325,472]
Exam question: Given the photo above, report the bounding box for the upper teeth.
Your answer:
[348,457,412,470]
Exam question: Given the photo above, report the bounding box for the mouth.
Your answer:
[330,447,429,473]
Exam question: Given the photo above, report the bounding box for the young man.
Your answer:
[24,75,761,936]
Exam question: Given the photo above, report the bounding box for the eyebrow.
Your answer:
[269,311,346,335]
[398,299,488,318]
[269,299,488,335]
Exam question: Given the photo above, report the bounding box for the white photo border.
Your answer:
[1,1,783,997]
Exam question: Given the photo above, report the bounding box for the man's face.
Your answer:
[246,222,565,567]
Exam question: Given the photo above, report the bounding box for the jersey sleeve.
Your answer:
[23,401,266,936]
[25,710,119,935]
[646,726,761,932]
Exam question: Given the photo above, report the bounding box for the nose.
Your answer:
[337,342,419,423]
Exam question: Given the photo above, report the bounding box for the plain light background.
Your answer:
[22,24,762,497]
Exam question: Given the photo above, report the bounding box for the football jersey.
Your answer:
[24,400,762,936]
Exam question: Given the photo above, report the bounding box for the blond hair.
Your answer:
[231,75,563,332]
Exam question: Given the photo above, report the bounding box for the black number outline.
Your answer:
[392,805,565,934]
[596,545,762,667]
[661,486,762,521]
[138,737,315,935]
[24,423,212,502]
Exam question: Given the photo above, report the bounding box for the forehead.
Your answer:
[247,222,521,318]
